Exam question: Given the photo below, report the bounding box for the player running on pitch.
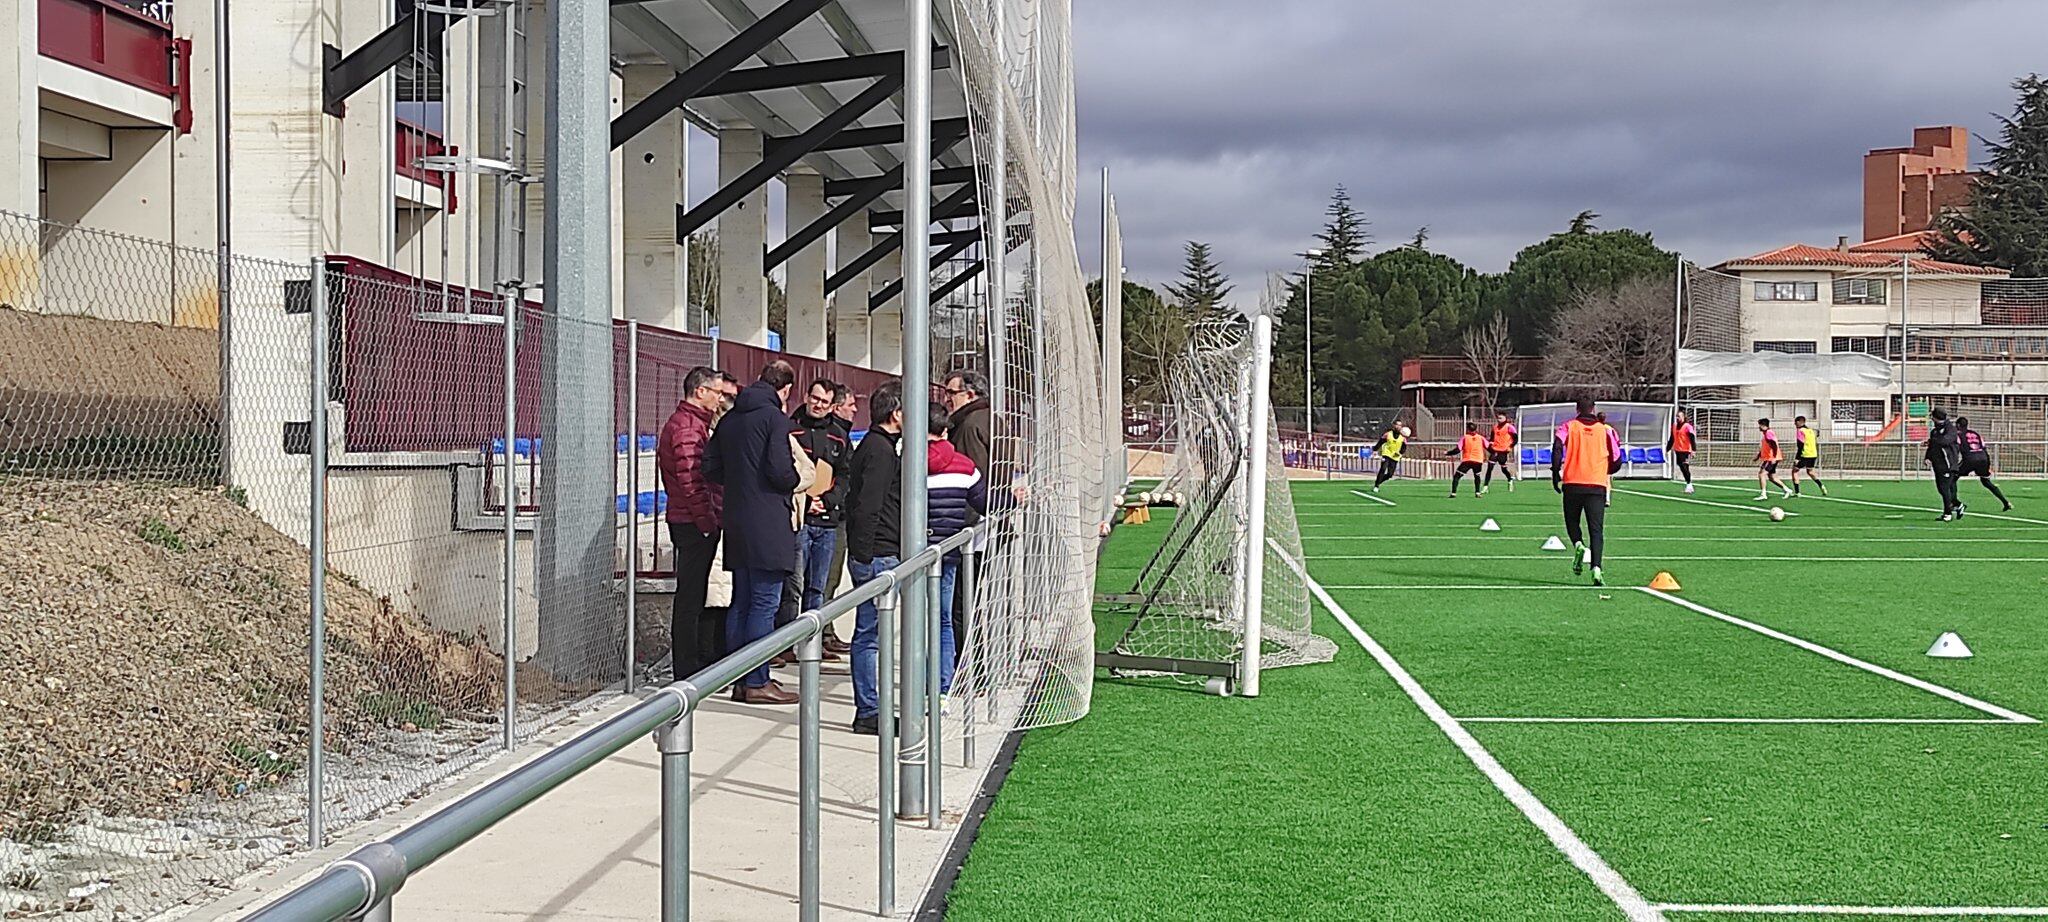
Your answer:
[1666,411,1697,493]
[1789,415,1828,496]
[1369,422,1408,493]
[1482,412,1517,493]
[1754,418,1791,500]
[1445,423,1486,498]
[1953,416,2013,514]
[1552,397,1623,586]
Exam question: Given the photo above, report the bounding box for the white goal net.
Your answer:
[1099,317,1335,692]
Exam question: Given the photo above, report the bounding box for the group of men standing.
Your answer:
[655,360,995,733]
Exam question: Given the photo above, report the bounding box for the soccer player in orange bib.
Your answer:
[1482,412,1518,493]
[1550,397,1623,586]
[1754,417,1791,501]
[1666,411,1697,493]
[1444,422,1487,498]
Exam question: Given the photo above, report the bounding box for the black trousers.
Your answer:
[1374,458,1400,487]
[1672,451,1692,484]
[1932,465,1962,513]
[669,523,725,678]
[1562,486,1608,566]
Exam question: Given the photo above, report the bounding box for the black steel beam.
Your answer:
[323,10,464,116]
[825,165,976,199]
[674,75,902,243]
[770,116,971,156]
[821,186,977,294]
[928,259,986,305]
[694,47,949,101]
[870,194,978,230]
[867,237,977,310]
[762,125,968,272]
[611,0,836,149]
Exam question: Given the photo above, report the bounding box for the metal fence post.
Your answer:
[362,900,393,922]
[876,585,898,916]
[502,293,520,751]
[925,566,942,828]
[625,320,640,693]
[797,623,823,922]
[307,256,329,850]
[655,710,694,922]
[959,543,977,768]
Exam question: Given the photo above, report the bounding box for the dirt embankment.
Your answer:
[0,308,220,476]
[0,478,536,838]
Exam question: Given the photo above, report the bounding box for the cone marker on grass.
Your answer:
[1648,572,1681,592]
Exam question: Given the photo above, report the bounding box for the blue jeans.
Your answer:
[796,524,837,613]
[727,566,787,689]
[848,556,898,719]
[937,559,958,694]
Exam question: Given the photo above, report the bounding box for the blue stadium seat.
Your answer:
[514,437,534,458]
[636,491,658,516]
[1627,447,1649,464]
[1646,447,1666,464]
[1520,447,1536,465]
[616,433,630,453]
[639,433,659,453]
[614,494,629,513]
[1537,448,1553,465]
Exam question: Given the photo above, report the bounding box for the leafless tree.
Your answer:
[1461,313,1513,412]
[1543,275,1673,401]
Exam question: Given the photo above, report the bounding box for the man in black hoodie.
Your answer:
[842,382,905,735]
[704,360,802,704]
[786,378,851,654]
[1925,407,1963,521]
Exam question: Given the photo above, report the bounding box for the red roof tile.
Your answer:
[1715,243,2007,276]
[1847,231,1938,254]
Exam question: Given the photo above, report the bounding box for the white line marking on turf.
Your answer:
[1457,716,2016,725]
[1322,584,1604,591]
[1637,587,2036,724]
[1610,487,1799,516]
[1653,904,2048,916]
[1311,555,2047,562]
[1348,489,1398,507]
[1304,574,1665,921]
[1688,482,2048,527]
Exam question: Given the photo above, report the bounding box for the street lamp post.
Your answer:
[1303,248,1322,429]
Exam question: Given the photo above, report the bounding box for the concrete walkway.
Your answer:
[197,662,1003,921]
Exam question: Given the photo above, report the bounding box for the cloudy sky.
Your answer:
[1069,0,2044,298]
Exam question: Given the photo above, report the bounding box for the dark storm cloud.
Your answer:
[1073,0,2046,299]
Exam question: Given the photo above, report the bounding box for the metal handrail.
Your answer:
[245,522,987,922]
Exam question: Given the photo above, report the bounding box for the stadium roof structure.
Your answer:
[1714,243,2009,277]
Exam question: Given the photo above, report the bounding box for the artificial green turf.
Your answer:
[949,474,2048,918]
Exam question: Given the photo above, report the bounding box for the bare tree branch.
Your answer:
[1461,313,1512,413]
[1543,275,1673,401]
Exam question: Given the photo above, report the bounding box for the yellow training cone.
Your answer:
[1648,572,1681,591]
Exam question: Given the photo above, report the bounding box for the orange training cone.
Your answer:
[1648,572,1681,592]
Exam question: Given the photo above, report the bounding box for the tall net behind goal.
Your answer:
[1098,318,1334,694]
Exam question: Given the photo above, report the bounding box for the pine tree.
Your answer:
[1165,241,1234,321]
[1932,74,2048,276]
[1314,185,1370,265]
[1567,210,1601,235]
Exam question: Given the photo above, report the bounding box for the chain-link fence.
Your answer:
[0,211,912,920]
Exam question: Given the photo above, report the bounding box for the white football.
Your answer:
[1112,493,1125,507]
[1769,507,1786,522]
[1138,491,1154,505]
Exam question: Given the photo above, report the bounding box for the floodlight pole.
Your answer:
[1241,306,1275,698]
[896,0,933,821]
[1303,255,1314,427]
[1669,253,1683,480]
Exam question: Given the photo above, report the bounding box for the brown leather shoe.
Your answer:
[819,649,842,663]
[736,682,800,705]
[770,651,799,667]
[822,634,851,655]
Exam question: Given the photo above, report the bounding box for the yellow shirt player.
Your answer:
[1789,415,1828,497]
[1370,423,1409,494]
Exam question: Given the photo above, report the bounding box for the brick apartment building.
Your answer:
[1861,125,1982,244]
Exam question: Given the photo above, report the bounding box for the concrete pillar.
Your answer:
[833,222,873,367]
[336,0,394,265]
[619,63,683,328]
[716,126,768,345]
[0,0,36,217]
[783,171,828,357]
[871,248,904,373]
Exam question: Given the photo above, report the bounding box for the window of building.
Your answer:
[1753,340,1818,354]
[1831,335,1901,359]
[1755,400,1817,424]
[1830,400,1886,423]
[1833,278,1888,304]
[1754,281,1819,302]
